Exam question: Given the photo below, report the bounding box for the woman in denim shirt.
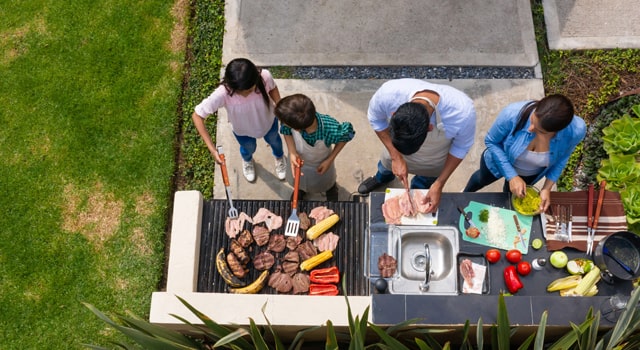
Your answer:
[464,94,586,211]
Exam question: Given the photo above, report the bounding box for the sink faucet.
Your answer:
[419,243,431,292]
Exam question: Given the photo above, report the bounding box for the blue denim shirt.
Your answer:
[483,101,586,183]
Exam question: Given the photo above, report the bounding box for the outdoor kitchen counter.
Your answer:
[369,192,633,326]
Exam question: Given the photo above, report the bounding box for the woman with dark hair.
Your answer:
[463,94,586,211]
[192,58,286,182]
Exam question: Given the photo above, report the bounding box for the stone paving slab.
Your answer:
[543,0,640,49]
[222,0,539,68]
[213,79,545,202]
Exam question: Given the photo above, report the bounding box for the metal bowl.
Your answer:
[512,186,541,216]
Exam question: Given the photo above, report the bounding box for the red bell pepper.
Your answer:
[310,266,340,284]
[309,283,339,296]
[504,265,523,294]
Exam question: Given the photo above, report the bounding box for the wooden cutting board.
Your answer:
[459,201,533,254]
[383,188,438,225]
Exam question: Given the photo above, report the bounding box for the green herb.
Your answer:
[479,209,490,223]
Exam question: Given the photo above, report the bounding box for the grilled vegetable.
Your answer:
[215,248,247,288]
[573,266,601,296]
[300,250,333,271]
[310,266,340,284]
[306,214,340,240]
[228,270,269,294]
[504,265,523,294]
[309,283,339,296]
[546,275,581,292]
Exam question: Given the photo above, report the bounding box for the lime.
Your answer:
[531,238,543,250]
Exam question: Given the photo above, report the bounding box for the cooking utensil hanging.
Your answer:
[217,146,239,219]
[285,159,303,237]
[588,180,607,255]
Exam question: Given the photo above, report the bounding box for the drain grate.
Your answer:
[197,199,370,296]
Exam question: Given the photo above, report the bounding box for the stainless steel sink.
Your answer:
[388,225,459,295]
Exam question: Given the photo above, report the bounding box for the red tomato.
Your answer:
[506,249,523,264]
[485,249,501,264]
[517,261,532,276]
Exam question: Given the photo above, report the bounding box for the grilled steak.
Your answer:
[296,241,318,261]
[227,252,248,278]
[268,234,286,253]
[252,225,270,246]
[292,273,310,294]
[282,251,300,275]
[230,239,250,265]
[286,235,302,250]
[236,229,254,248]
[378,253,397,278]
[268,270,293,293]
[253,251,275,271]
[299,212,311,230]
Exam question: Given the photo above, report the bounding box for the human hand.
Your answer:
[212,150,223,164]
[509,177,527,197]
[539,188,551,212]
[391,157,409,189]
[290,154,303,176]
[422,182,443,213]
[316,159,332,175]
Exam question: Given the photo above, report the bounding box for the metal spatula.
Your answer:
[217,146,238,219]
[285,160,302,237]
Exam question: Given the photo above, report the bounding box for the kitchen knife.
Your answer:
[457,206,478,228]
[513,215,527,250]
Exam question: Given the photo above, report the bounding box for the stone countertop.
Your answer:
[368,192,633,326]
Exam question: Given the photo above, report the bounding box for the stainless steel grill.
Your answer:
[198,199,370,296]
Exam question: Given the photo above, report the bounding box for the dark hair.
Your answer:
[274,94,316,130]
[390,102,429,155]
[512,94,574,135]
[222,58,270,107]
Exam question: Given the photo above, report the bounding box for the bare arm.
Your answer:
[374,128,408,188]
[317,141,347,174]
[269,86,281,104]
[192,112,222,163]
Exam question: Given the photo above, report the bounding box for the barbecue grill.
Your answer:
[198,199,370,296]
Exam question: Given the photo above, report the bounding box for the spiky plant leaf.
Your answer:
[516,332,535,350]
[248,318,269,350]
[369,323,411,349]
[325,320,339,350]
[476,317,484,350]
[497,294,511,350]
[459,320,471,350]
[286,325,322,350]
[175,296,253,349]
[533,311,547,350]
[83,302,200,350]
[547,317,593,350]
[414,338,433,350]
[214,328,251,349]
[260,302,285,350]
[606,286,640,350]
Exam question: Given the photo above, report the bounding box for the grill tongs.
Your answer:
[586,180,606,255]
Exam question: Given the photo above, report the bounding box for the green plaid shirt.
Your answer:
[280,112,355,147]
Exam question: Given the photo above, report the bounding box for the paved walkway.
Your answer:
[212,0,639,201]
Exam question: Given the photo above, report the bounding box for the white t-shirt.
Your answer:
[194,69,277,138]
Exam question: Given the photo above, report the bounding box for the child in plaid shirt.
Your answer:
[275,94,355,201]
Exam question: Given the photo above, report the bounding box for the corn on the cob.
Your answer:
[547,275,581,292]
[573,266,600,296]
[559,284,598,297]
[306,214,340,240]
[300,250,333,271]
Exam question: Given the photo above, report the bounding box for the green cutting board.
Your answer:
[459,201,533,254]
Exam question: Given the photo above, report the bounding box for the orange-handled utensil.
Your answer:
[217,146,238,219]
[285,159,303,237]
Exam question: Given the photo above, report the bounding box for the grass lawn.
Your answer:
[0,0,186,348]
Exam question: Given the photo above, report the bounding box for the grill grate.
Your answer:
[198,199,370,296]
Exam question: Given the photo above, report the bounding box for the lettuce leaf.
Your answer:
[602,115,640,155]
[621,184,640,224]
[597,153,640,191]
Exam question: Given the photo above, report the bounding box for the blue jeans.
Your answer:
[464,150,540,192]
[375,161,437,189]
[233,118,284,162]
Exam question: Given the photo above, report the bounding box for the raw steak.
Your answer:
[314,232,340,252]
[309,206,335,222]
[381,196,402,224]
